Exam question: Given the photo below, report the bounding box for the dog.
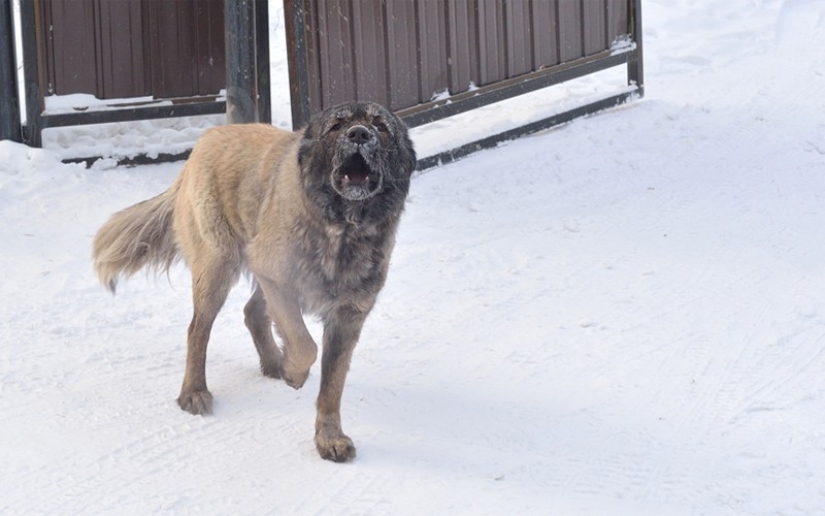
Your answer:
[93,101,416,462]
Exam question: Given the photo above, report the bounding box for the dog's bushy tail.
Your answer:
[92,179,181,293]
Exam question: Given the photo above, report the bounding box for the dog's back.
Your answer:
[171,124,299,267]
[93,124,299,292]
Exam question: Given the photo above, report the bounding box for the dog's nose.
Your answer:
[346,125,372,145]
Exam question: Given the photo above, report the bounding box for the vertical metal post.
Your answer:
[628,0,644,97]
[283,0,311,129]
[225,0,258,123]
[0,0,21,141]
[254,0,271,124]
[19,0,41,146]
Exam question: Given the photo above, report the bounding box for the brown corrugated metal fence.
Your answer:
[38,0,225,100]
[9,0,641,166]
[287,0,636,127]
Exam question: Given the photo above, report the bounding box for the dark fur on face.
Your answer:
[299,102,416,224]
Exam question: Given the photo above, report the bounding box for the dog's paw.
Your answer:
[260,361,282,380]
[280,363,310,390]
[315,432,356,462]
[177,389,213,415]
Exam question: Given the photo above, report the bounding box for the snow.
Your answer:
[2,0,825,514]
[43,93,161,113]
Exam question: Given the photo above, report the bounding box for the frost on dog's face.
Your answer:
[299,102,416,205]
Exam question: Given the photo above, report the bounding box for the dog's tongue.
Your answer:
[342,154,371,183]
[344,170,369,183]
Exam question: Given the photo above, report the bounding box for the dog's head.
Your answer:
[299,102,416,210]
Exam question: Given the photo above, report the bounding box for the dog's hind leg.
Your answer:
[244,283,283,378]
[314,305,368,462]
[177,255,239,415]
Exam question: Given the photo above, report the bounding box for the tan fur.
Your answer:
[92,178,181,293]
[92,102,416,462]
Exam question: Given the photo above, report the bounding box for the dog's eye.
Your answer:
[374,122,388,132]
[330,122,343,132]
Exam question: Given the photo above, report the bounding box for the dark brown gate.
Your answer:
[37,0,225,100]
[18,0,251,151]
[7,0,643,167]
[285,0,643,168]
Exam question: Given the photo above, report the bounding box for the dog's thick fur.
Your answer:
[93,102,415,462]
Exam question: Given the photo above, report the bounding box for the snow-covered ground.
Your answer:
[2,0,825,514]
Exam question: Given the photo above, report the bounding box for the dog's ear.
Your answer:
[390,113,417,177]
[397,132,417,177]
[298,118,320,167]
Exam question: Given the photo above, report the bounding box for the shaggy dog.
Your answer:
[93,102,416,461]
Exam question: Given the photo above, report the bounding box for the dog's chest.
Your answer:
[295,221,386,299]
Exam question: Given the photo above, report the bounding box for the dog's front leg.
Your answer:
[315,305,367,462]
[257,278,318,389]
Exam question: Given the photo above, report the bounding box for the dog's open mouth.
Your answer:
[335,153,380,200]
[341,153,371,185]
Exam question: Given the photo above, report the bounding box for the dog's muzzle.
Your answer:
[333,129,383,201]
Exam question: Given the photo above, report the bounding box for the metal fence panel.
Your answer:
[39,0,224,100]
[286,0,643,170]
[531,1,560,69]
[287,0,642,129]
[17,0,271,153]
[385,1,419,110]
[416,2,449,104]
